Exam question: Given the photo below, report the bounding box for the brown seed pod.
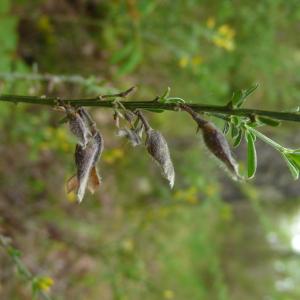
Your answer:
[201,121,240,178]
[146,129,175,188]
[181,104,240,179]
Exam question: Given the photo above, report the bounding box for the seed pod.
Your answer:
[77,108,97,135]
[117,128,142,146]
[67,131,104,202]
[181,104,240,179]
[201,121,240,179]
[66,107,91,148]
[146,129,175,188]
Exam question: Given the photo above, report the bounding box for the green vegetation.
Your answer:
[0,1,300,299]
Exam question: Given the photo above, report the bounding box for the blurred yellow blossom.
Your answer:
[178,56,189,68]
[37,15,53,34]
[121,239,134,252]
[163,289,174,299]
[206,17,216,29]
[174,186,198,204]
[205,183,218,197]
[60,142,72,153]
[103,148,124,164]
[212,24,236,51]
[220,204,233,222]
[35,276,54,292]
[56,128,68,141]
[192,55,203,66]
[218,24,235,38]
[66,191,76,203]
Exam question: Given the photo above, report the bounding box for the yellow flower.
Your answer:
[205,184,218,197]
[121,239,134,252]
[178,56,189,68]
[191,55,203,66]
[37,15,53,34]
[220,204,233,222]
[56,128,67,141]
[163,289,174,299]
[174,186,198,204]
[103,148,124,164]
[206,17,216,29]
[212,24,236,51]
[36,276,54,292]
[212,35,235,51]
[218,24,235,38]
[60,142,72,153]
[67,191,76,203]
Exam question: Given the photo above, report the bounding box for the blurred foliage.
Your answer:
[0,0,300,299]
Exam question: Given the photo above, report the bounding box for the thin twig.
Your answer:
[0,92,299,123]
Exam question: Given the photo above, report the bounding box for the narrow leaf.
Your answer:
[160,87,171,101]
[282,154,299,180]
[286,153,300,169]
[231,125,239,139]
[244,83,259,98]
[246,131,257,179]
[257,116,281,127]
[233,129,244,148]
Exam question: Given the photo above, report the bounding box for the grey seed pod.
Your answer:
[117,128,142,147]
[67,108,91,148]
[75,132,104,202]
[146,129,175,188]
[67,131,104,203]
[201,121,240,179]
[77,108,97,135]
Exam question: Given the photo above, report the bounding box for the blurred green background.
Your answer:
[0,0,300,299]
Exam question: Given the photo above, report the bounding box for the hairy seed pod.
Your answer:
[117,128,142,146]
[201,121,240,179]
[180,104,240,179]
[146,129,175,188]
[66,107,91,148]
[67,131,104,202]
[77,108,97,135]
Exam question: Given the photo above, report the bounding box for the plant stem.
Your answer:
[0,93,300,123]
[246,126,287,152]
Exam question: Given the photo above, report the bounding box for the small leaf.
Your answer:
[244,83,259,98]
[286,153,300,169]
[233,129,244,148]
[282,154,299,180]
[231,125,239,139]
[246,131,257,179]
[231,90,243,107]
[160,87,171,101]
[249,130,257,142]
[231,83,259,108]
[231,116,240,126]
[257,116,281,127]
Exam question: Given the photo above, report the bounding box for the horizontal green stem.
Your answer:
[0,94,300,123]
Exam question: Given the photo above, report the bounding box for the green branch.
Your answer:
[0,93,300,123]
